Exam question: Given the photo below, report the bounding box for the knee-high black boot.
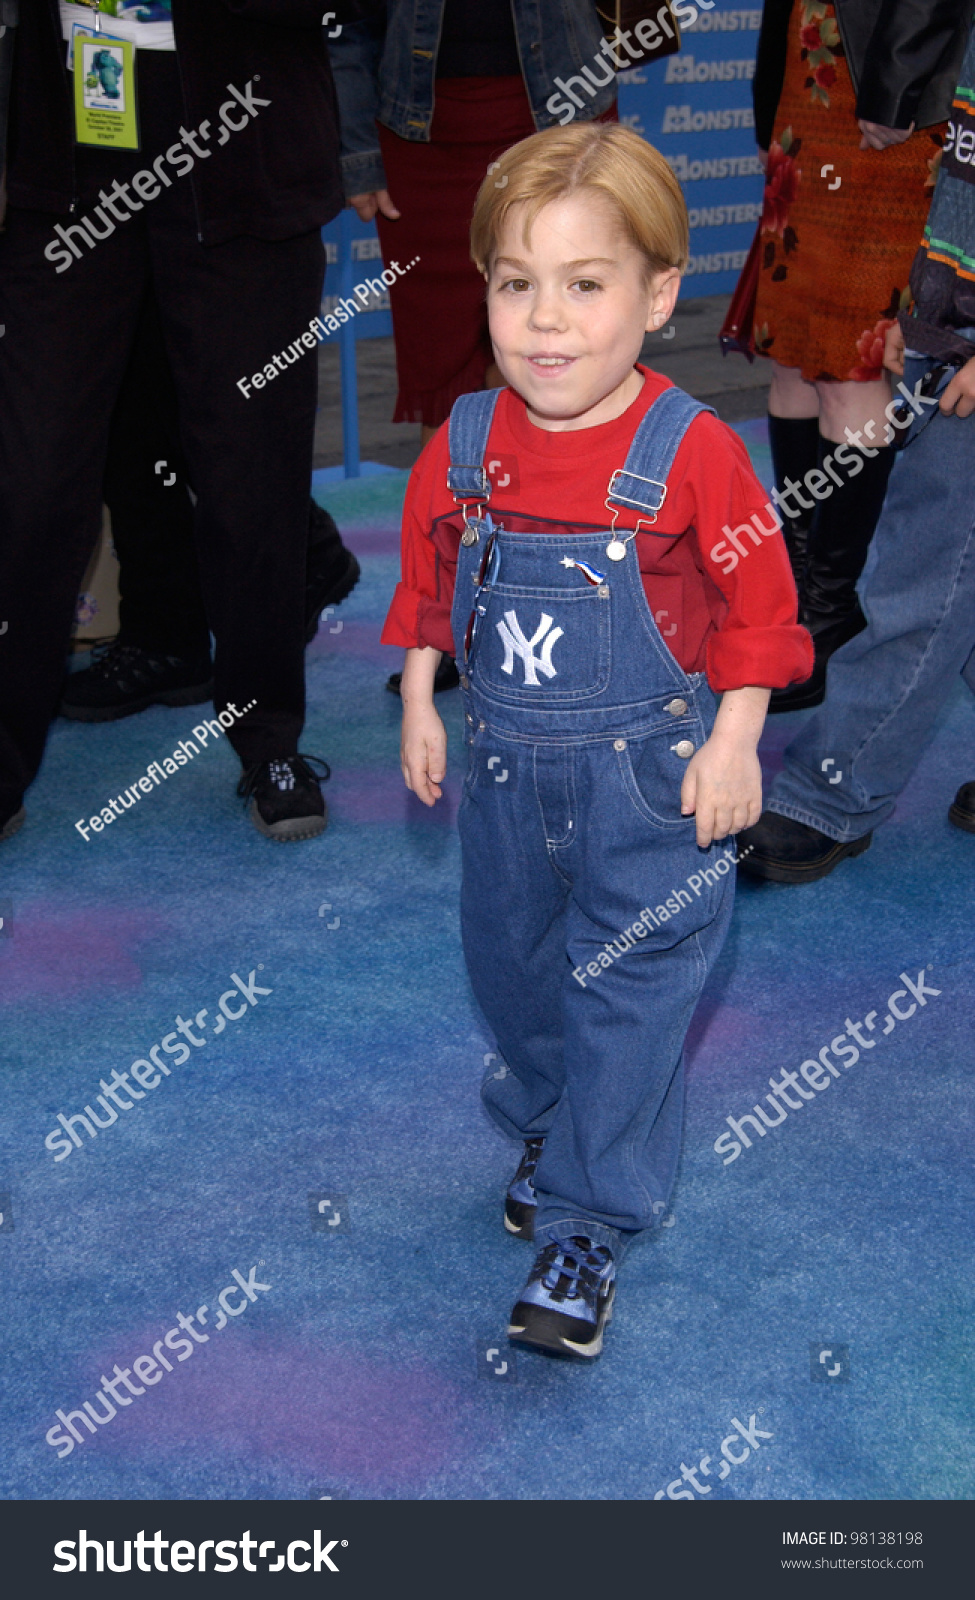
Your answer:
[767,414,820,598]
[770,438,894,713]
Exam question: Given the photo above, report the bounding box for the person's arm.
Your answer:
[400,649,447,805]
[854,0,972,130]
[325,7,401,220]
[752,0,795,155]
[681,686,769,846]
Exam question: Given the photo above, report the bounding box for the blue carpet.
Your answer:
[1,431,973,1502]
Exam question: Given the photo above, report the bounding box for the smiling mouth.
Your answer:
[526,355,576,368]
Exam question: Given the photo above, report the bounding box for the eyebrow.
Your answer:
[493,256,619,271]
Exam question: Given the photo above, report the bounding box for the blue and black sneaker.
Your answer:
[504,1137,544,1240]
[508,1235,616,1360]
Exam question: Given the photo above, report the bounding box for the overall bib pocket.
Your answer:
[475,582,611,703]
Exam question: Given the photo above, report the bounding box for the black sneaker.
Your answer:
[1,803,25,843]
[948,781,975,833]
[504,1137,544,1240]
[385,656,460,696]
[736,810,872,883]
[60,641,214,722]
[305,500,361,644]
[508,1236,617,1360]
[236,754,330,842]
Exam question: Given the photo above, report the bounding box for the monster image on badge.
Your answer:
[74,35,139,149]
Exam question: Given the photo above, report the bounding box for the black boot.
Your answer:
[770,441,894,713]
[767,414,820,597]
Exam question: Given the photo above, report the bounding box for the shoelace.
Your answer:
[236,753,331,801]
[531,1237,613,1306]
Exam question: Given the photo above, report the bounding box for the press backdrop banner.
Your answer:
[617,2,765,298]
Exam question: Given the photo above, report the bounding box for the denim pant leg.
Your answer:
[532,736,736,1251]
[460,740,571,1142]
[767,405,975,839]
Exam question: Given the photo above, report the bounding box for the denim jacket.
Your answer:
[329,1,612,198]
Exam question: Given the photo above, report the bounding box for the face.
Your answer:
[486,193,680,432]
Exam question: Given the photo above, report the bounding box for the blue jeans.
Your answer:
[766,359,975,840]
[447,387,735,1255]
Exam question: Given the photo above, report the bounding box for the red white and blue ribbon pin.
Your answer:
[560,556,606,586]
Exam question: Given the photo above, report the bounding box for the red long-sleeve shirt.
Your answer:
[382,367,814,691]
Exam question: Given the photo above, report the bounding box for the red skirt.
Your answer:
[376,77,536,427]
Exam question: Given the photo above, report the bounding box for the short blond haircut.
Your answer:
[470,123,689,280]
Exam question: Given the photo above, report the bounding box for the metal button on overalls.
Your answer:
[674,740,695,759]
[665,698,688,716]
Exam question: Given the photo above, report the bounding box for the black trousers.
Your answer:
[0,52,325,811]
[104,290,211,660]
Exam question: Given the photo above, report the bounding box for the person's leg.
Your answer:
[103,291,210,660]
[747,397,975,849]
[459,741,571,1143]
[767,360,821,594]
[0,205,145,819]
[150,221,326,769]
[60,290,216,723]
[531,733,736,1248]
[770,375,895,711]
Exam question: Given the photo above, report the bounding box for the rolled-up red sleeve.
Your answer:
[380,428,456,651]
[674,417,814,691]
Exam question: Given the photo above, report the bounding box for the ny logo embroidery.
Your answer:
[496,609,563,685]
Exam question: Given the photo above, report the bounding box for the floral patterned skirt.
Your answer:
[751,0,943,383]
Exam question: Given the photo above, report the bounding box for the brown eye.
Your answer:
[574,279,600,293]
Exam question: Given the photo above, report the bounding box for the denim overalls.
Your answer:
[447,386,737,1253]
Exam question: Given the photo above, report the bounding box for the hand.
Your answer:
[679,685,769,847]
[939,352,975,417]
[883,320,906,377]
[757,146,769,172]
[858,119,914,151]
[349,189,401,224]
[680,734,763,847]
[401,702,447,806]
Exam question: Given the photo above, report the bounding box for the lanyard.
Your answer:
[78,0,103,32]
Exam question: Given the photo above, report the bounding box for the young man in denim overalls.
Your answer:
[384,126,813,1359]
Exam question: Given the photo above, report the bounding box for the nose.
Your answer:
[527,286,567,334]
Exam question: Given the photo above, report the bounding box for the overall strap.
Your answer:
[445,388,504,503]
[607,385,715,523]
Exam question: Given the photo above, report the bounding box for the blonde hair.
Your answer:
[470,123,689,279]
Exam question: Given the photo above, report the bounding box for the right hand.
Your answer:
[349,189,401,224]
[883,321,906,377]
[401,703,447,806]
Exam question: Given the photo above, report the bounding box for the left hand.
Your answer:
[939,353,975,417]
[858,118,914,150]
[680,733,763,848]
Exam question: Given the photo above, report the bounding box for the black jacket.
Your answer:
[753,0,975,149]
[5,0,347,244]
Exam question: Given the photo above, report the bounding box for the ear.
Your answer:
[644,268,681,334]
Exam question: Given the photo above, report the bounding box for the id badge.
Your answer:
[73,33,140,150]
